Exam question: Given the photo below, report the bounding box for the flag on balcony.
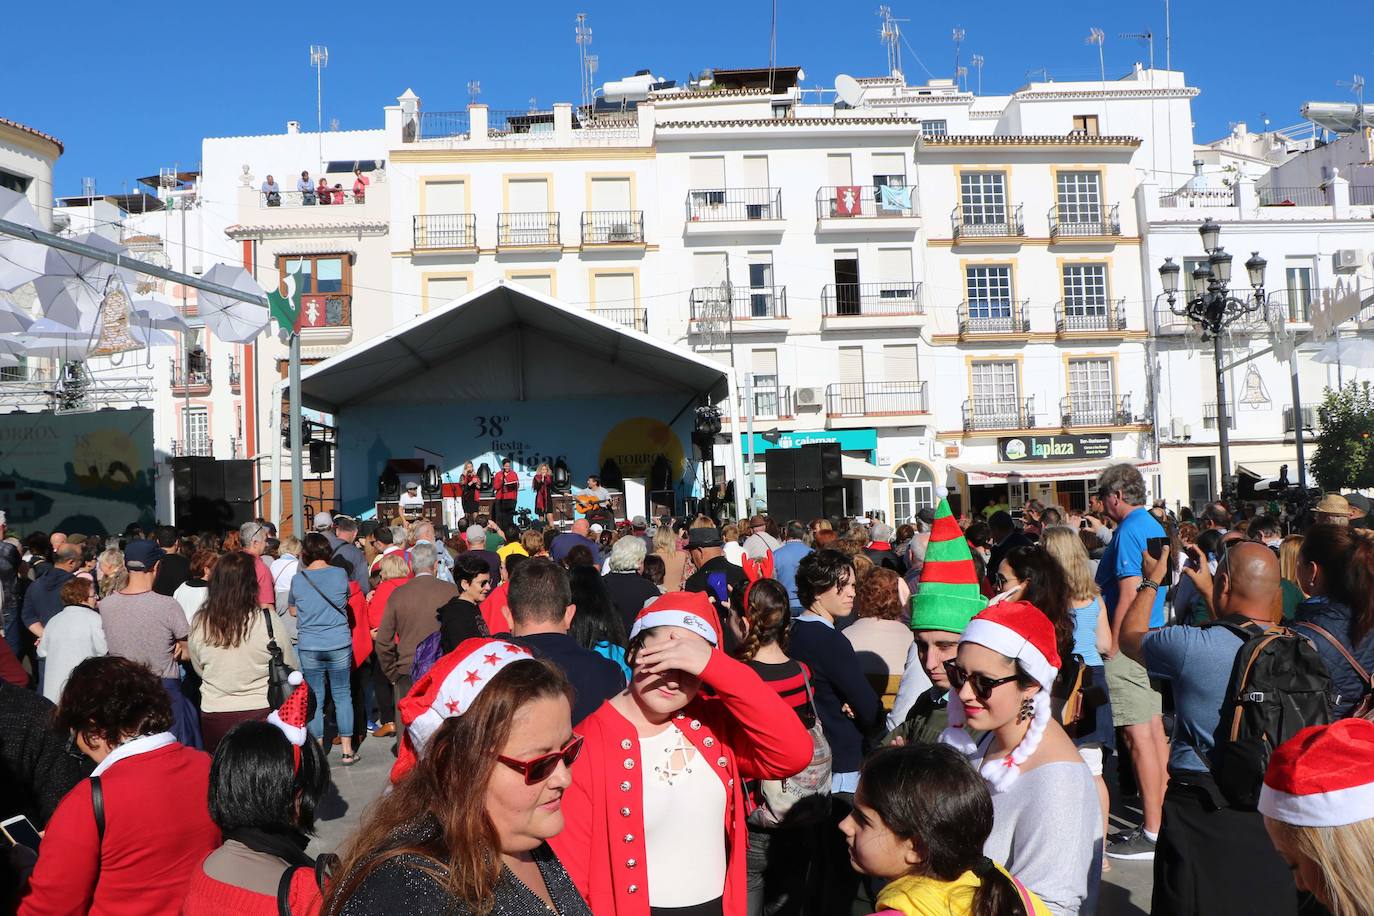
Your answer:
[268,267,304,336]
[911,496,986,632]
[834,185,862,217]
[879,184,912,212]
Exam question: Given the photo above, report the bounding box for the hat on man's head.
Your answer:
[687,526,724,549]
[589,523,604,535]
[464,525,487,549]
[629,591,722,647]
[1260,719,1374,827]
[1343,492,1370,514]
[1316,493,1351,516]
[912,497,986,633]
[631,515,648,530]
[312,512,333,530]
[123,539,166,572]
[405,481,420,491]
[748,514,768,529]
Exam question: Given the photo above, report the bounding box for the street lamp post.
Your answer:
[1158,218,1268,502]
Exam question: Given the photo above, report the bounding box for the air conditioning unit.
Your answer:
[1170,417,1187,439]
[1334,249,1362,272]
[794,387,824,408]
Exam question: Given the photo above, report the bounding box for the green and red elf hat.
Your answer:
[911,494,987,633]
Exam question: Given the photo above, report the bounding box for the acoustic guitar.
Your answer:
[575,493,607,514]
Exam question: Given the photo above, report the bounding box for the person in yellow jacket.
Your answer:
[841,744,1051,916]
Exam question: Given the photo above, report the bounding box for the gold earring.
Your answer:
[1018,697,1034,722]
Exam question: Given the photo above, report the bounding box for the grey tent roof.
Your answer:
[299,280,731,413]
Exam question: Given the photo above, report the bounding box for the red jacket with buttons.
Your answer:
[550,650,812,916]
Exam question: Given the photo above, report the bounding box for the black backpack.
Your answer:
[1204,616,1332,810]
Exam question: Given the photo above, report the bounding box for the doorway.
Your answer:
[834,254,860,315]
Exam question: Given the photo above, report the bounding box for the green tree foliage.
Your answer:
[1310,381,1374,490]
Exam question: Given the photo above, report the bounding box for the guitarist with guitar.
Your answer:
[492,458,520,535]
[575,475,615,528]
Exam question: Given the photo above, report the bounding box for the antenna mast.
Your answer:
[1120,30,1154,71]
[877,6,904,78]
[575,13,594,114]
[952,27,965,87]
[468,80,481,105]
[309,45,329,173]
[970,54,984,94]
[1338,74,1366,127]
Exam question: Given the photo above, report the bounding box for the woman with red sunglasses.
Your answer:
[325,638,592,916]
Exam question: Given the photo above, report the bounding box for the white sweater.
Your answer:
[37,604,106,703]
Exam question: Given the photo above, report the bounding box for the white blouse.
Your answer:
[639,722,727,907]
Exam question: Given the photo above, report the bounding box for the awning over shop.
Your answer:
[953,457,1159,486]
[842,455,896,480]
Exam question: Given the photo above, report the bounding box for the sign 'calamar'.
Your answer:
[997,434,1113,462]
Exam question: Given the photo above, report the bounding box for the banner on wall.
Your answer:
[997,434,1112,462]
[0,408,156,535]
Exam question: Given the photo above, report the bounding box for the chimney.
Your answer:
[286,120,300,134]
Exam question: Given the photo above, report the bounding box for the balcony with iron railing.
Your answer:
[1283,404,1321,433]
[229,437,242,459]
[592,308,648,334]
[958,300,1030,337]
[1157,187,1236,208]
[1048,203,1120,240]
[227,355,241,392]
[689,286,788,324]
[685,188,782,226]
[257,188,368,208]
[581,210,645,246]
[1060,394,1133,428]
[1054,299,1126,335]
[821,282,923,320]
[1259,186,1328,207]
[951,203,1024,242]
[814,185,918,223]
[963,396,1036,432]
[750,386,794,421]
[170,356,211,394]
[414,213,477,250]
[497,212,560,249]
[170,437,213,457]
[1202,402,1237,430]
[1267,288,1316,323]
[826,381,929,417]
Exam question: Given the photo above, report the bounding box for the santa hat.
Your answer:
[392,638,534,783]
[629,591,722,647]
[940,600,1061,793]
[912,496,987,633]
[267,672,309,769]
[1259,719,1374,827]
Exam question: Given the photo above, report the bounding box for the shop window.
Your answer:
[892,461,937,523]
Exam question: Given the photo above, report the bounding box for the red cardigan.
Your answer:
[550,651,812,916]
[181,864,322,916]
[20,743,220,916]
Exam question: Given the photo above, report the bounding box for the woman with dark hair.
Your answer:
[289,532,356,765]
[182,720,331,913]
[844,567,916,710]
[641,553,667,593]
[325,640,591,915]
[568,564,631,679]
[190,552,299,753]
[997,546,1075,672]
[841,744,1049,915]
[20,656,219,915]
[175,548,219,625]
[1175,528,1224,625]
[1293,524,1374,718]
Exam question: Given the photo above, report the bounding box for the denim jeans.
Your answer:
[299,646,353,740]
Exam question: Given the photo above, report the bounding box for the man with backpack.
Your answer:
[1121,541,1319,915]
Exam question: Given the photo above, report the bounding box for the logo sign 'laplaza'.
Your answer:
[997,434,1112,462]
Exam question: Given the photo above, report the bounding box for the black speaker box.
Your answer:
[765,489,796,521]
[308,442,332,474]
[222,460,255,502]
[764,448,796,491]
[817,442,843,487]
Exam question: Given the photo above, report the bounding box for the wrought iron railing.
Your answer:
[821,281,923,317]
[1353,186,1374,206]
[258,189,365,208]
[826,381,928,416]
[685,188,782,222]
[689,286,788,321]
[1158,187,1234,208]
[1060,394,1132,427]
[750,385,794,420]
[581,210,645,245]
[1048,203,1120,238]
[227,355,241,390]
[1153,296,1282,335]
[1259,186,1327,207]
[1202,402,1237,430]
[414,213,477,249]
[963,397,1036,431]
[1054,298,1126,332]
[415,110,471,140]
[497,212,560,247]
[170,437,213,457]
[1267,288,1316,323]
[170,357,211,390]
[951,203,1024,240]
[593,309,647,333]
[814,185,917,219]
[958,299,1030,335]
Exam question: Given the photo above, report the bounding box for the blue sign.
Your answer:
[744,428,877,458]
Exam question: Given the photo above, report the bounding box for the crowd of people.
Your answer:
[2,459,1373,916]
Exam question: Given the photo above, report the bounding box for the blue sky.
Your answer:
[7,0,1370,196]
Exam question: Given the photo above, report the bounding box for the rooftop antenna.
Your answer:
[1086,28,1106,83]
[1026,67,1051,83]
[952,27,965,86]
[970,54,985,94]
[81,177,96,198]
[1338,74,1366,127]
[1164,0,1172,71]
[956,67,968,93]
[877,6,906,78]
[329,117,339,131]
[1120,29,1154,70]
[575,13,594,113]
[467,80,481,105]
[528,96,538,112]
[309,44,329,174]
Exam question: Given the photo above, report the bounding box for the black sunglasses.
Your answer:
[943,660,1019,702]
[497,734,584,785]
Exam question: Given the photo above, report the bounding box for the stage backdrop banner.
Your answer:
[337,397,697,520]
[0,408,156,536]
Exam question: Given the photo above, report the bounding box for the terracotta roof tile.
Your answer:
[0,117,63,153]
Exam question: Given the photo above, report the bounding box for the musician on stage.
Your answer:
[583,474,610,505]
[459,460,481,524]
[533,462,555,528]
[398,480,424,519]
[492,458,520,534]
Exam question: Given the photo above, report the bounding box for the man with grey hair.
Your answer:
[464,524,501,582]
[412,519,454,584]
[603,535,658,629]
[21,543,81,640]
[863,521,905,574]
[1095,462,1170,861]
[240,520,275,610]
[325,515,370,595]
[375,540,459,728]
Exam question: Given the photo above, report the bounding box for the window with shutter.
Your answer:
[424,276,471,312]
[424,180,466,214]
[883,344,918,381]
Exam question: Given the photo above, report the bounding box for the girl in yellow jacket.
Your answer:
[841,744,1051,916]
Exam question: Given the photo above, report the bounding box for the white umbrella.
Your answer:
[1313,337,1374,369]
[128,324,177,348]
[198,263,269,343]
[32,233,134,328]
[0,291,34,334]
[129,293,190,333]
[0,187,48,291]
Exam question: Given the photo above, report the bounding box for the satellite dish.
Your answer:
[835,74,866,108]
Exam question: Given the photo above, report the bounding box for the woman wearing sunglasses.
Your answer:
[939,601,1101,916]
[552,591,812,916]
[325,638,592,916]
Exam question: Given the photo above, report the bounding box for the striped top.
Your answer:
[745,659,817,729]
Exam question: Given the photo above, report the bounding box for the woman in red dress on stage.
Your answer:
[533,463,555,528]
[459,461,481,525]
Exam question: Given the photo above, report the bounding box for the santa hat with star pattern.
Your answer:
[1259,719,1374,827]
[391,638,535,783]
[266,671,309,769]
